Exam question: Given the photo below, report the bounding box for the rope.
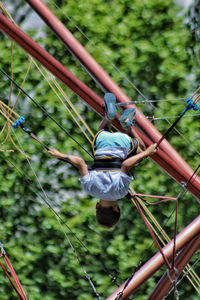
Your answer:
[0,9,118,288]
[33,61,94,144]
[0,101,30,157]
[0,8,33,157]
[157,89,199,147]
[0,68,93,158]
[0,246,28,300]
[12,58,33,110]
[0,3,94,146]
[133,193,178,269]
[133,197,172,269]
[0,6,93,157]
[5,128,124,298]
[115,98,187,104]
[130,192,200,299]
[147,113,200,120]
[3,254,28,300]
[129,186,200,292]
[0,100,20,120]
[6,130,101,298]
[0,260,25,300]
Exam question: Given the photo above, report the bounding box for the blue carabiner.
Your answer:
[12,116,25,128]
[181,98,199,116]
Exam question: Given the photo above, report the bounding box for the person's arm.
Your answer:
[121,143,157,174]
[48,149,88,176]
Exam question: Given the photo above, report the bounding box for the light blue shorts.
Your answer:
[95,130,132,151]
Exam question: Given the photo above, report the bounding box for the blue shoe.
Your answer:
[119,108,136,129]
[104,93,117,120]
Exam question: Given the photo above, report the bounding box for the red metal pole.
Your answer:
[106,216,200,299]
[26,0,199,174]
[0,12,200,199]
[147,234,200,300]
[0,15,104,116]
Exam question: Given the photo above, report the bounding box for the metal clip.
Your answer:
[12,116,25,128]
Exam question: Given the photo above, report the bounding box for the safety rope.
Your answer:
[0,3,93,157]
[147,113,200,120]
[0,242,28,300]
[0,6,33,156]
[126,163,200,296]
[0,2,94,146]
[134,196,172,269]
[0,68,93,158]
[33,61,94,143]
[157,88,199,147]
[133,193,178,270]
[0,101,30,157]
[128,185,200,294]
[4,130,101,299]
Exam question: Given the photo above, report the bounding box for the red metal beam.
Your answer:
[0,12,200,199]
[106,215,200,299]
[148,234,200,300]
[0,16,104,117]
[26,0,200,177]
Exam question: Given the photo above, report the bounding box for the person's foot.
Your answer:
[104,93,117,120]
[119,108,136,129]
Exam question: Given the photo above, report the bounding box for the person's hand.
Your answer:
[48,149,65,159]
[146,143,157,156]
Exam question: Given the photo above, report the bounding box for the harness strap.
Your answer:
[127,137,139,157]
[91,158,122,170]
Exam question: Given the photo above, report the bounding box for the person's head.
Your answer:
[96,200,120,228]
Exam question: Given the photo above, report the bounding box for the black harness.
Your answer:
[91,158,122,170]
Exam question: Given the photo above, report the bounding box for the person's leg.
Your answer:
[104,93,117,120]
[119,108,146,151]
[98,93,117,131]
[126,126,146,151]
[98,117,146,150]
[98,118,112,131]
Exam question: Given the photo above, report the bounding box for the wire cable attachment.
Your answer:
[157,88,199,148]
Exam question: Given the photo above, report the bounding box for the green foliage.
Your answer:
[0,0,199,299]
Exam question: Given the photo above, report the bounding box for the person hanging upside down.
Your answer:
[48,93,157,228]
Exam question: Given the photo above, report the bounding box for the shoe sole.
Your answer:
[104,93,117,120]
[119,108,136,128]
[119,108,136,121]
